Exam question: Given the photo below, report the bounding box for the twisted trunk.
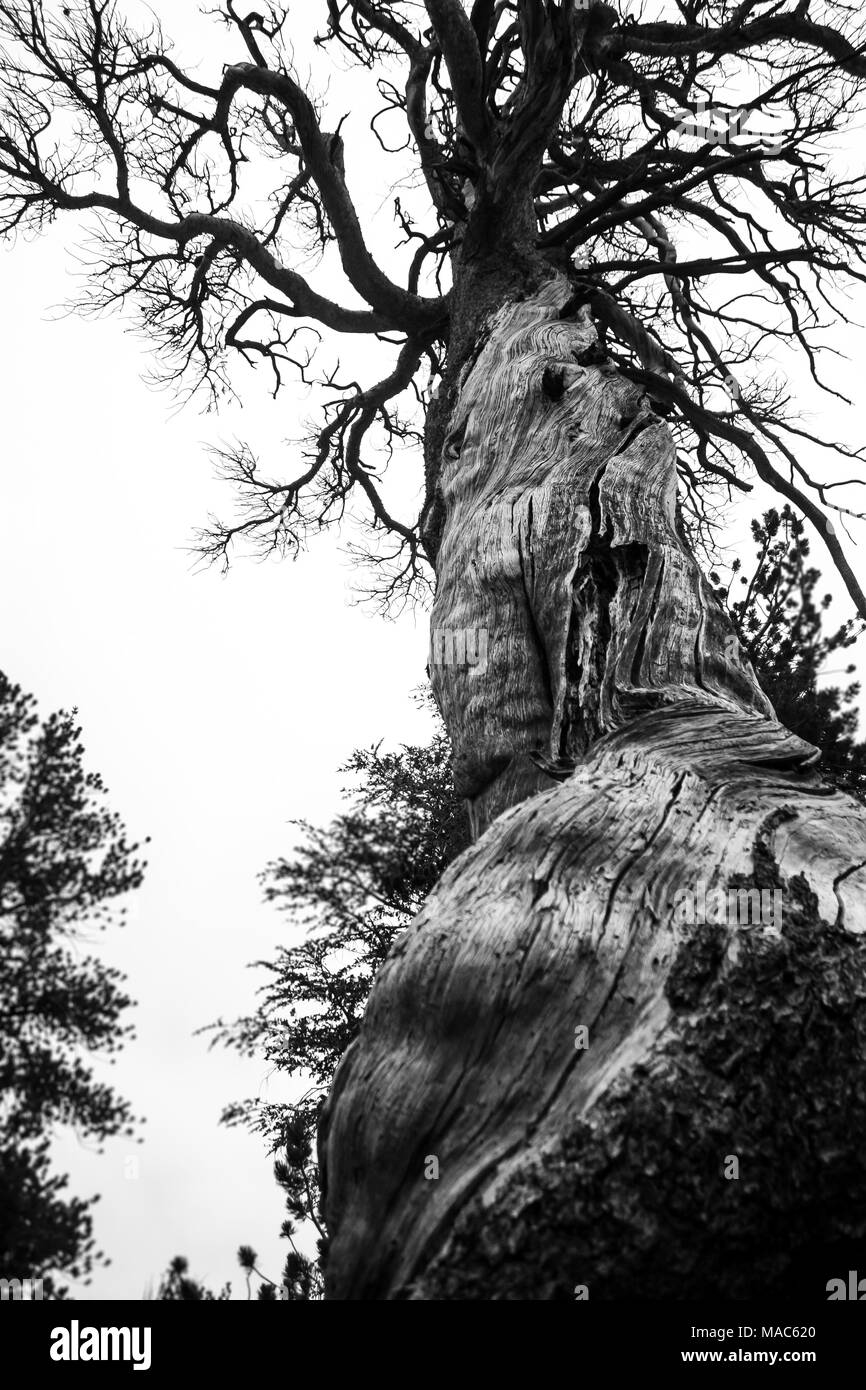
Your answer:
[319,273,866,1300]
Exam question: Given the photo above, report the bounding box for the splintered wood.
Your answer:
[320,280,866,1301]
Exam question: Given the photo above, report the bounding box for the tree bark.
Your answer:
[319,273,866,1300]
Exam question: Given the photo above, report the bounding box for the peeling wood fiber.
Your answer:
[319,278,866,1301]
[427,277,791,835]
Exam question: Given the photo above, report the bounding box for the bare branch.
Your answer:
[424,0,490,155]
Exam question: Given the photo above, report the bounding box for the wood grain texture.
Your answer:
[319,277,866,1300]
[426,278,781,836]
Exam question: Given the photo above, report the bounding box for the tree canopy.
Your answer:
[0,670,146,1295]
[1,2,865,608]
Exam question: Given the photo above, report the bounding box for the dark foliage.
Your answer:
[714,506,866,799]
[155,1239,315,1301]
[155,1254,230,1301]
[0,670,146,1296]
[207,692,468,1296]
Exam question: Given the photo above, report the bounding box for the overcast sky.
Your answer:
[0,217,437,1296]
[2,0,866,1300]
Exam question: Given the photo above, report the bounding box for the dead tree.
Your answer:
[4,0,866,1298]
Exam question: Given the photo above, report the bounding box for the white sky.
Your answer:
[0,218,435,1297]
[0,0,441,1302]
[1,0,865,1300]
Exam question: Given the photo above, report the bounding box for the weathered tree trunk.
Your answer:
[319,273,866,1300]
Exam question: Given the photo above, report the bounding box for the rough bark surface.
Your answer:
[426,276,780,835]
[319,277,866,1300]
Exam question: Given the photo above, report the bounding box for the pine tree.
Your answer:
[715,507,866,800]
[0,671,146,1296]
